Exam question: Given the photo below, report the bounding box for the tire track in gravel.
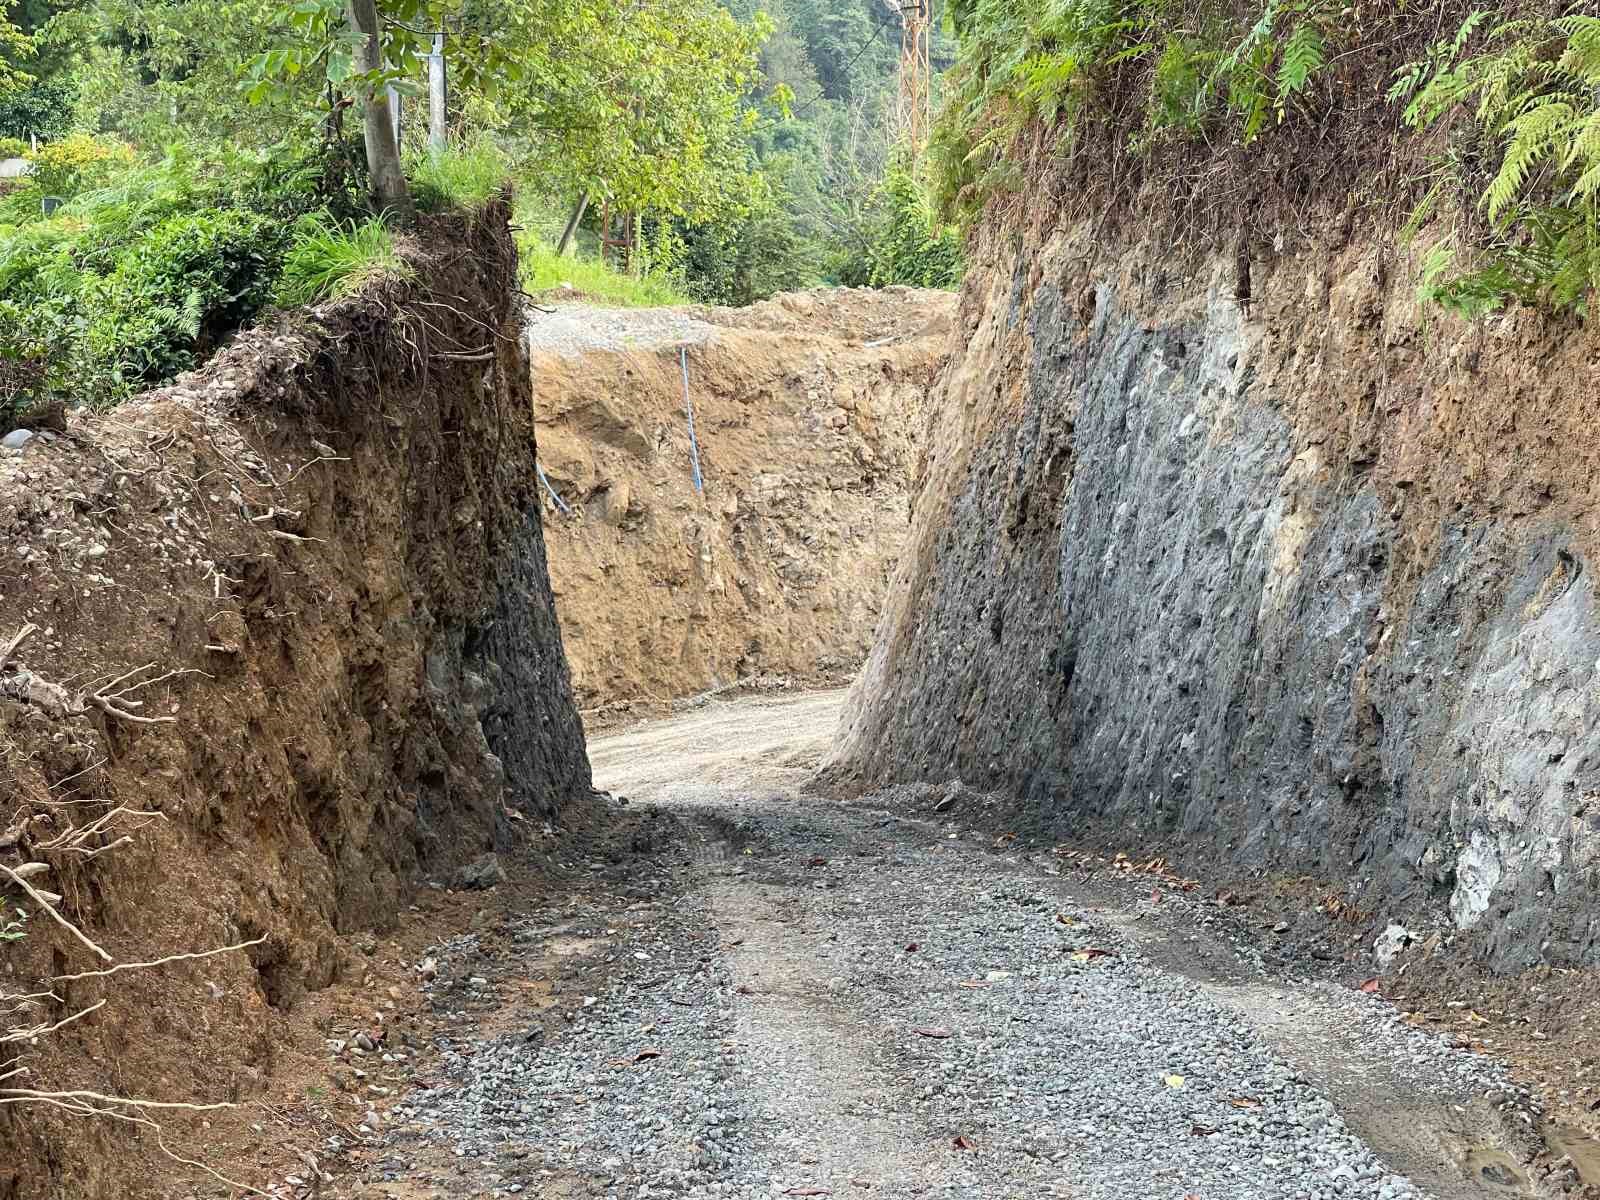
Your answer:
[364,692,1551,1200]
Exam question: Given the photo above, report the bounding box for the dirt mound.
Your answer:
[525,286,955,715]
[0,205,589,1198]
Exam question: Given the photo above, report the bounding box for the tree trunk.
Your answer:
[347,0,412,218]
[556,193,589,257]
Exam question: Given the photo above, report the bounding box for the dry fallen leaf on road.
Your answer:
[1164,1074,1186,1088]
[1070,948,1115,962]
[1151,889,1163,903]
[951,1135,977,1151]
[905,942,920,952]
[913,1026,953,1039]
[1056,912,1075,926]
[1358,978,1381,994]
[633,1048,662,1063]
[1190,1123,1217,1136]
[782,1189,832,1197]
[1229,1096,1262,1110]
[956,980,990,989]
[806,857,828,868]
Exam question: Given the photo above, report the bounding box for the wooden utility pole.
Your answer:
[557,193,589,257]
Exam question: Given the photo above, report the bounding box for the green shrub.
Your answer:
[89,208,287,386]
[25,134,136,198]
[274,214,413,306]
[0,143,338,418]
[674,206,819,306]
[0,77,75,144]
[0,137,26,159]
[868,167,963,289]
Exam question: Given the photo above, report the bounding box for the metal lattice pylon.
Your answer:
[882,0,933,155]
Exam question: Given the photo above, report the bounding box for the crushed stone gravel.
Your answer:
[372,776,1528,1200]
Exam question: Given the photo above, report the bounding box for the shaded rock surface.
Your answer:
[831,218,1600,972]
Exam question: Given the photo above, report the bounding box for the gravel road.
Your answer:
[366,693,1564,1200]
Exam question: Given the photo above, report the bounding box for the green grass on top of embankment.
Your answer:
[0,138,518,433]
[517,237,690,309]
[511,193,688,309]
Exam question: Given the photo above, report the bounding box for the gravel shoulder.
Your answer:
[351,694,1593,1200]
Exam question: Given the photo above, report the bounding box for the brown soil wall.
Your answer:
[530,288,954,715]
[0,204,590,1197]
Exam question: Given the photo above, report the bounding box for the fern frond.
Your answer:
[1561,108,1600,175]
[1276,22,1326,102]
[1487,100,1576,221]
[1553,15,1600,78]
[1451,10,1492,58]
[1570,158,1600,205]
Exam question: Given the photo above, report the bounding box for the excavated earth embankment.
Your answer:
[829,194,1600,976]
[0,204,589,1199]
[525,288,954,715]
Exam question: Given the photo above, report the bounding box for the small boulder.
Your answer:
[601,481,632,527]
[1373,923,1414,969]
[453,853,506,891]
[1,429,34,450]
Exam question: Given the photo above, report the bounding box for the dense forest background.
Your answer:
[0,0,962,427]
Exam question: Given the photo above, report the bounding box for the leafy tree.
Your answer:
[868,162,961,288]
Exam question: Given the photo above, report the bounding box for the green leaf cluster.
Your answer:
[1392,12,1600,316]
[930,0,1336,223]
[0,900,24,942]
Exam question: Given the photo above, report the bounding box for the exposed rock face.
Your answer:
[832,219,1600,972]
[528,288,955,712]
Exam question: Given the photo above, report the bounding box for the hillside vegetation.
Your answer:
[0,0,964,434]
[933,0,1600,317]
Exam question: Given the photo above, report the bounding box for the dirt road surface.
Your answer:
[363,694,1585,1200]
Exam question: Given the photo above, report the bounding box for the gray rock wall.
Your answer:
[833,229,1600,971]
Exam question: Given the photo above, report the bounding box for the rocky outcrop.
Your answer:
[831,215,1600,972]
[0,204,590,1198]
[528,288,954,712]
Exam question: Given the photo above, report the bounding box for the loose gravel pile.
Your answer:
[374,790,1525,1200]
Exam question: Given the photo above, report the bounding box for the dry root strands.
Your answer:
[0,624,210,726]
[82,663,210,725]
[52,935,268,982]
[0,626,268,1193]
[0,862,111,961]
[2,998,104,1045]
[0,1089,270,1197]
